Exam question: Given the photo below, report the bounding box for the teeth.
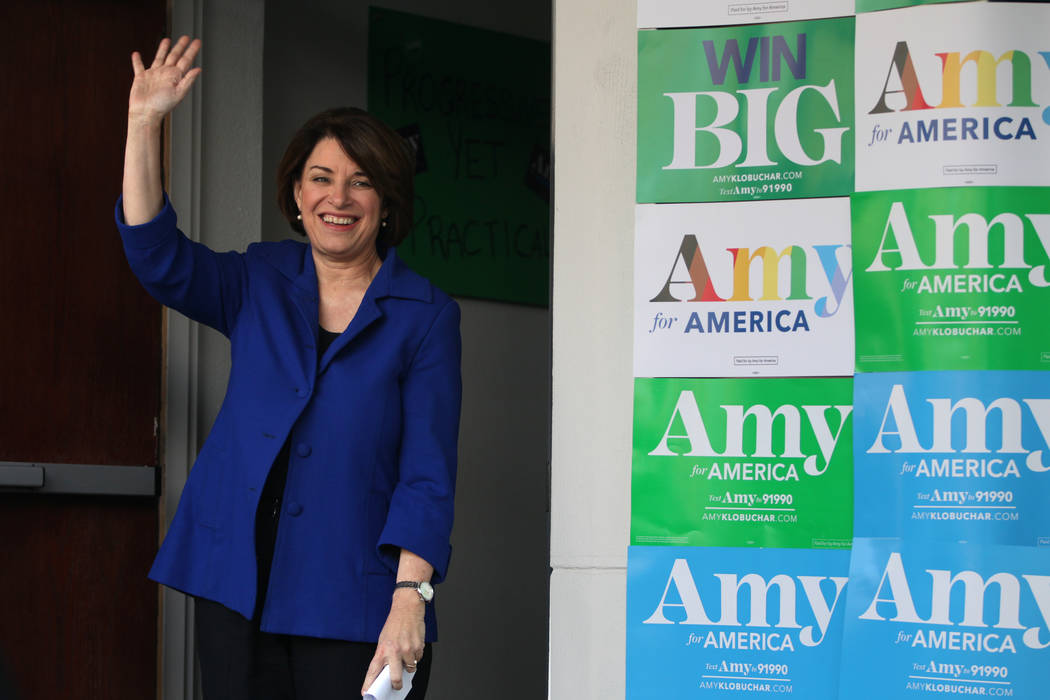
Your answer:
[322,215,357,225]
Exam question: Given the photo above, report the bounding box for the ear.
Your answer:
[293,181,302,211]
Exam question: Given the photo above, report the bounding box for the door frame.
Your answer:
[161,2,268,696]
[161,1,203,697]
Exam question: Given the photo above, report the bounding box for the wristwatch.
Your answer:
[395,580,434,603]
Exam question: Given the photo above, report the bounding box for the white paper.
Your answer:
[634,199,854,378]
[638,0,852,28]
[363,666,415,700]
[855,3,1050,191]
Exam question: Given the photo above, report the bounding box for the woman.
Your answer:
[119,37,460,699]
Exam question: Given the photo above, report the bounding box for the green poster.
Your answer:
[856,0,971,12]
[368,8,550,306]
[637,17,855,204]
[631,378,853,549]
[853,187,1050,372]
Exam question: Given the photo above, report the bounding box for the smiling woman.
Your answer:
[118,37,460,700]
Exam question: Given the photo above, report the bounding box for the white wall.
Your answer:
[261,2,552,699]
[550,0,636,697]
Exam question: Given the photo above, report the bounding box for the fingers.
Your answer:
[389,659,404,691]
[175,67,202,99]
[361,654,385,695]
[389,648,423,690]
[131,51,145,76]
[164,35,192,67]
[176,38,202,72]
[143,36,200,74]
[150,37,169,68]
[360,647,421,695]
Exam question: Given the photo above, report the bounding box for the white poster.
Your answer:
[637,0,853,29]
[855,3,1050,191]
[634,199,854,377]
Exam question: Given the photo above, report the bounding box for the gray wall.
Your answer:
[165,2,268,697]
[261,2,552,699]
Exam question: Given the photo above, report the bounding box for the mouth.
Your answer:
[320,214,359,226]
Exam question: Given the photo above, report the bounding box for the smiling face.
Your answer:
[294,136,386,264]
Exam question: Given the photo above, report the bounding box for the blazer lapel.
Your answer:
[289,248,320,384]
[317,250,392,375]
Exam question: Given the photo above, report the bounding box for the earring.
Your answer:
[296,213,302,220]
[381,219,388,228]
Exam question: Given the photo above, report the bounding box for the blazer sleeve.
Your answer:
[377,298,462,583]
[115,195,246,337]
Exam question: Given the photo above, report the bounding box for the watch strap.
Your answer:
[394,580,433,603]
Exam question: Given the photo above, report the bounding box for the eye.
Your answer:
[312,176,330,183]
[351,179,373,188]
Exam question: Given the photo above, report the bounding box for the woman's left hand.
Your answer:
[361,590,425,694]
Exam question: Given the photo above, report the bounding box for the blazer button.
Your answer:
[286,501,303,517]
[296,443,312,458]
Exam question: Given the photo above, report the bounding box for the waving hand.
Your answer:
[129,36,201,122]
[122,36,201,225]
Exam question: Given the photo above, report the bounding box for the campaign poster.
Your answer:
[856,0,971,13]
[627,545,851,699]
[635,199,853,378]
[632,377,853,549]
[852,187,1050,372]
[840,537,1050,699]
[638,17,855,203]
[853,371,1050,547]
[638,0,852,29]
[855,3,1050,192]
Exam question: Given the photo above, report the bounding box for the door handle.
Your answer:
[0,464,45,487]
[0,462,155,495]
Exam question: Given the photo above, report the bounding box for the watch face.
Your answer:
[419,581,434,601]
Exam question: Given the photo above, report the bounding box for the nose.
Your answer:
[327,183,353,208]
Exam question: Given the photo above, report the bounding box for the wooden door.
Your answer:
[0,1,167,698]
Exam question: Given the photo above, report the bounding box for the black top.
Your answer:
[253,326,341,619]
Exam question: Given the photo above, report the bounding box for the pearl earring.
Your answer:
[297,213,302,220]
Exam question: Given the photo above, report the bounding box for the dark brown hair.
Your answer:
[276,107,414,247]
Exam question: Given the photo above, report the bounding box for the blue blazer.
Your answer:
[116,197,461,642]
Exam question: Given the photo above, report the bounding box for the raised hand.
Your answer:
[128,36,201,124]
[122,36,201,224]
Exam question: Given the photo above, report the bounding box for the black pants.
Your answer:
[195,598,432,700]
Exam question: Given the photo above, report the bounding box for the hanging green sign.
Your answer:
[368,8,551,306]
[631,377,853,549]
[637,16,855,203]
[853,187,1050,372]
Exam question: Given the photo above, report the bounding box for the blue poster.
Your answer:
[626,546,850,699]
[853,371,1050,547]
[840,538,1050,700]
